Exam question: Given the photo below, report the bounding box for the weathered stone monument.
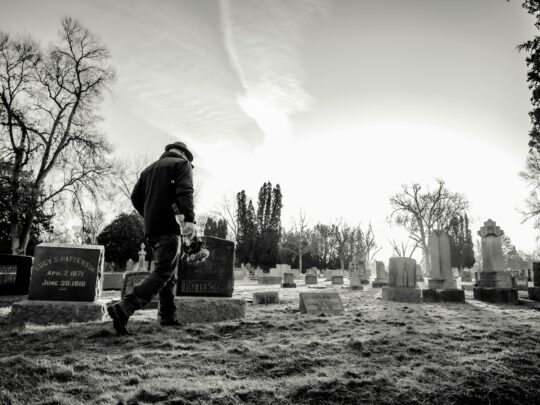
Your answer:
[119,271,158,309]
[282,272,296,288]
[305,274,318,285]
[474,220,518,304]
[253,291,280,304]
[173,236,245,323]
[331,275,344,285]
[10,244,105,324]
[415,264,424,282]
[0,254,33,295]
[299,292,344,315]
[381,257,421,303]
[422,230,465,302]
[372,261,389,288]
[528,261,540,301]
[126,258,134,272]
[349,257,364,290]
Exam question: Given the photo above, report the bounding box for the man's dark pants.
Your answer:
[119,234,180,321]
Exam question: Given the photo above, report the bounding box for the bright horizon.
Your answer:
[1,0,538,262]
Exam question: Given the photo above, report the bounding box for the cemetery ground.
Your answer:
[0,281,540,405]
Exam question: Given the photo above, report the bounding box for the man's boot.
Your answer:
[107,303,131,336]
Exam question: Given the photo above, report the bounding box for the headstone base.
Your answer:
[253,291,280,304]
[381,287,422,303]
[421,289,465,303]
[360,280,370,285]
[515,279,528,291]
[257,276,282,285]
[528,287,540,301]
[372,280,388,288]
[461,283,475,291]
[349,285,363,290]
[477,272,513,289]
[10,300,105,325]
[109,299,158,310]
[281,283,297,288]
[427,279,457,289]
[473,287,518,304]
[168,297,246,323]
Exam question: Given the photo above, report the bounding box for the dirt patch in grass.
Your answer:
[1,285,540,404]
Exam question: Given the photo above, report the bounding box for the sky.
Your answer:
[1,0,538,261]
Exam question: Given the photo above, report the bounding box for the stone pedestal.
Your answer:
[258,276,282,285]
[461,270,472,282]
[515,278,528,292]
[427,279,457,289]
[381,287,422,303]
[528,287,540,301]
[473,287,518,304]
[331,275,344,285]
[10,300,105,325]
[166,297,246,323]
[372,280,388,288]
[422,289,465,303]
[477,272,513,288]
[305,274,318,285]
[253,291,280,304]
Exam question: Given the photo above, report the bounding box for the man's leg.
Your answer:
[158,246,181,324]
[108,234,180,334]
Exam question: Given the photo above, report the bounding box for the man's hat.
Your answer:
[165,141,194,163]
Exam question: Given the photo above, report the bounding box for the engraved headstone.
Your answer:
[0,254,33,295]
[282,272,296,288]
[177,236,234,297]
[126,259,134,272]
[382,257,421,302]
[28,244,104,302]
[305,274,318,285]
[474,220,517,303]
[299,292,344,315]
[372,261,389,287]
[428,230,457,289]
[350,257,369,284]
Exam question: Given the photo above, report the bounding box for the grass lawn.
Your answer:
[1,283,539,404]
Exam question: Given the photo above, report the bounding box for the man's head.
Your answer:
[165,142,194,165]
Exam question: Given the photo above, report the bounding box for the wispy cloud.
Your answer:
[219,0,329,145]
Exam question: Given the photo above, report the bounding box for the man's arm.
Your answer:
[174,160,195,223]
[131,173,145,217]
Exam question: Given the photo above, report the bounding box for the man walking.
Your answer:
[107,141,196,335]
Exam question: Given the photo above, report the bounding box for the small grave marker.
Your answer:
[299,292,344,315]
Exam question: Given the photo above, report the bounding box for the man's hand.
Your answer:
[181,222,196,240]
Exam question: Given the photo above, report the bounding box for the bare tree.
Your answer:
[281,209,310,272]
[388,238,417,258]
[312,223,334,269]
[354,222,381,268]
[519,149,540,230]
[331,217,353,270]
[212,194,239,242]
[388,179,469,273]
[0,17,115,254]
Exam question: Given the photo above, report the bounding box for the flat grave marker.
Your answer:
[299,292,344,315]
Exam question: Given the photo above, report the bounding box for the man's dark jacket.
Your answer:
[131,151,195,237]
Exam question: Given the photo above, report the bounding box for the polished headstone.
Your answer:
[0,254,33,295]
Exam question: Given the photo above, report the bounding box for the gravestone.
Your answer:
[422,230,464,302]
[258,275,282,285]
[282,272,296,288]
[349,257,363,290]
[253,291,280,304]
[416,264,424,282]
[305,274,318,285]
[528,261,540,301]
[126,259,134,272]
[331,275,344,285]
[299,292,344,315]
[461,270,472,282]
[382,257,421,303]
[10,244,105,325]
[170,236,245,323]
[102,272,124,290]
[372,261,389,288]
[474,220,517,304]
[120,271,158,309]
[0,255,33,295]
[233,268,249,281]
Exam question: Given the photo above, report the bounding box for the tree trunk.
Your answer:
[422,244,430,276]
[299,253,303,273]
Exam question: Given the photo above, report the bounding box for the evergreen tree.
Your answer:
[96,212,144,269]
[204,217,228,239]
[447,214,475,271]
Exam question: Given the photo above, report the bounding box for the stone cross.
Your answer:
[477,219,505,272]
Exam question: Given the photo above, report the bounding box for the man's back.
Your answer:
[131,151,194,237]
